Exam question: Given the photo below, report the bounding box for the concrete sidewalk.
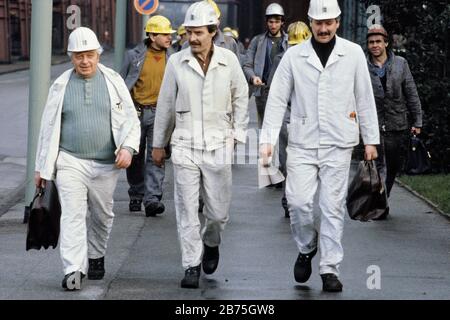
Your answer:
[0,100,449,300]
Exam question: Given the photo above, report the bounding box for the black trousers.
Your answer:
[375,130,409,197]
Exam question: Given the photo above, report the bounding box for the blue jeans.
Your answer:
[126,106,165,206]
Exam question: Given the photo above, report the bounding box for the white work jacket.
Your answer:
[153,45,249,151]
[260,36,379,148]
[35,63,141,180]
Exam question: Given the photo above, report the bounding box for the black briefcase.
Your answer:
[26,181,62,251]
[405,135,431,175]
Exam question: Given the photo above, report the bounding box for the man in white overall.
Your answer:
[260,0,380,292]
[152,1,248,289]
[34,27,140,291]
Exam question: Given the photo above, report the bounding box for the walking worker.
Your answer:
[120,15,175,217]
[172,25,188,52]
[223,27,246,62]
[264,21,312,218]
[152,1,249,289]
[34,27,140,291]
[181,0,240,60]
[366,24,422,205]
[260,0,380,292]
[243,3,288,128]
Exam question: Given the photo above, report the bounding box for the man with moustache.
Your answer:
[120,15,175,217]
[152,1,249,289]
[181,0,240,59]
[366,24,422,210]
[243,3,288,128]
[260,0,380,292]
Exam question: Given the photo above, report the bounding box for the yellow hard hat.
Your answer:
[206,0,221,19]
[223,27,234,38]
[145,15,176,34]
[177,25,186,36]
[287,21,311,45]
[231,29,239,39]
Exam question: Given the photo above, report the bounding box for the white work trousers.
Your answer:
[55,151,120,275]
[285,146,353,276]
[171,143,233,269]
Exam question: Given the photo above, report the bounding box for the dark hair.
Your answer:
[206,25,218,41]
[185,25,218,41]
[266,15,284,22]
[145,33,153,47]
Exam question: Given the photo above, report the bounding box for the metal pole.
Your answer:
[114,0,127,71]
[24,0,53,223]
[142,14,149,40]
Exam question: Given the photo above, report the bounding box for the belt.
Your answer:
[134,101,157,109]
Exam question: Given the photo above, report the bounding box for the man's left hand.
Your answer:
[115,148,133,169]
[411,127,421,135]
[364,145,378,161]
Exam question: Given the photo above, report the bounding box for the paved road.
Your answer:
[0,54,449,300]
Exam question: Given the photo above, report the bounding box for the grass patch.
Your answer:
[398,174,450,214]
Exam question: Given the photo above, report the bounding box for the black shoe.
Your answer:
[62,271,84,291]
[88,257,105,280]
[274,182,283,189]
[321,273,343,292]
[202,244,219,275]
[294,248,317,283]
[145,202,165,217]
[180,265,201,289]
[129,199,142,212]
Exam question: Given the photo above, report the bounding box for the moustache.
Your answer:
[189,41,201,46]
[318,32,331,36]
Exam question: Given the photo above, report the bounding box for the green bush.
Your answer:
[360,0,450,172]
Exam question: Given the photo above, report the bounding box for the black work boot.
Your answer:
[294,248,317,283]
[202,244,219,275]
[88,257,105,280]
[145,202,165,217]
[62,271,84,291]
[321,273,343,292]
[129,199,142,212]
[180,265,201,289]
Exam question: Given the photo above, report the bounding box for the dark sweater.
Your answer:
[311,36,336,68]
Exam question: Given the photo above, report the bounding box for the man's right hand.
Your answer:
[34,172,46,188]
[152,148,166,168]
[259,143,273,167]
[252,76,264,87]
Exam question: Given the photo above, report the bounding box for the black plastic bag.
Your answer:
[346,160,388,221]
[26,181,61,250]
[405,135,431,175]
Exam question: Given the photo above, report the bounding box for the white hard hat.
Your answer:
[265,3,284,17]
[183,1,219,27]
[308,0,341,20]
[67,27,102,53]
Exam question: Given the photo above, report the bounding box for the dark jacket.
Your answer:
[367,51,422,131]
[242,31,288,97]
[265,51,290,123]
